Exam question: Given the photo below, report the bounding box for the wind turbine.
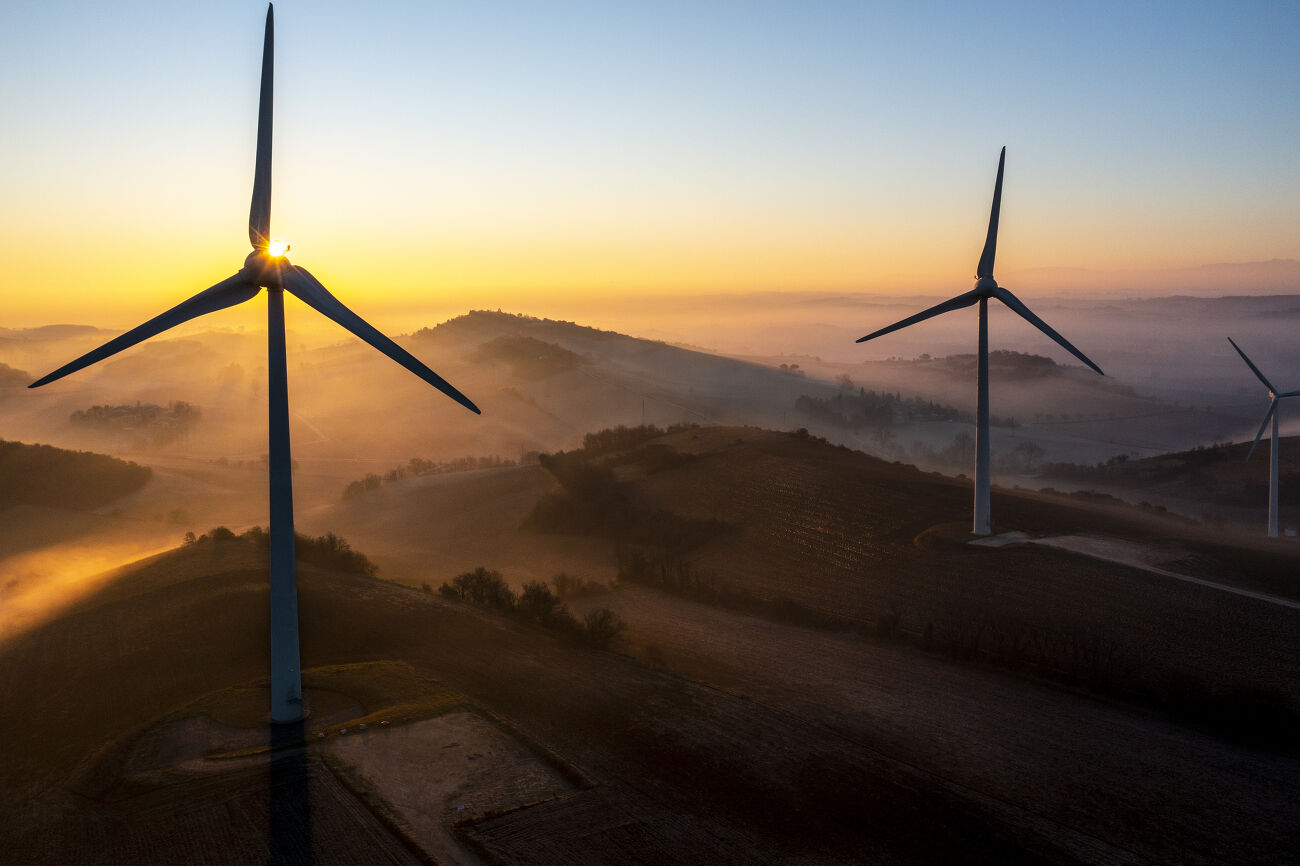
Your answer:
[1227,337,1298,538]
[28,4,480,723]
[856,148,1103,536]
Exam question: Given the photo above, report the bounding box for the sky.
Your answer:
[3,1,1299,328]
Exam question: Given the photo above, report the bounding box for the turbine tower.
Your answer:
[1228,337,1298,538]
[29,4,480,723]
[856,149,1103,536]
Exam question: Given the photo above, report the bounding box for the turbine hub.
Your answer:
[974,275,998,294]
[242,249,289,289]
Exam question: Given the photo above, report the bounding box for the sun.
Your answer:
[267,238,289,257]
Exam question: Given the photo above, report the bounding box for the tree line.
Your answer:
[435,566,625,650]
[70,401,200,446]
[796,388,1017,430]
[342,454,520,499]
[183,525,378,577]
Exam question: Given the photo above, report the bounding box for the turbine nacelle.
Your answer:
[242,249,289,288]
[973,276,999,294]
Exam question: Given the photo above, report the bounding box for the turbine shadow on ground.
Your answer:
[269,720,313,865]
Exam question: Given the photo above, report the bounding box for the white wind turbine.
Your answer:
[29,4,480,723]
[856,148,1103,536]
[1228,337,1298,538]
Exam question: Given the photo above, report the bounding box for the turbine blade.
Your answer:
[975,146,1006,279]
[856,288,983,343]
[1246,399,1277,461]
[29,274,259,387]
[1277,390,1300,399]
[248,4,274,250]
[1226,337,1278,393]
[994,286,1104,375]
[282,266,481,414]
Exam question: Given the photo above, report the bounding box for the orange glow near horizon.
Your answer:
[4,201,1298,330]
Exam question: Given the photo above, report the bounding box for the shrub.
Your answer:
[548,608,583,640]
[297,531,378,577]
[438,566,626,651]
[551,572,605,599]
[342,473,383,500]
[234,526,377,577]
[451,567,516,610]
[517,581,560,624]
[582,608,626,650]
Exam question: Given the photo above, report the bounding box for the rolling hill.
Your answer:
[0,535,1071,864]
[490,425,1300,699]
[4,308,1216,478]
[2,512,1297,864]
